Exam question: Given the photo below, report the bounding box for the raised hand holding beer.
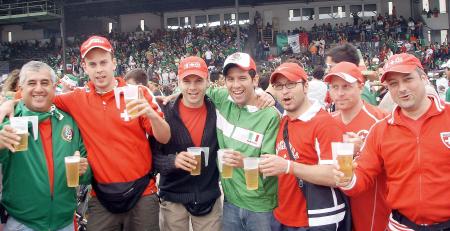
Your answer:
[174,151,197,172]
[259,154,289,177]
[222,150,244,168]
[0,125,21,152]
[76,151,89,176]
[126,87,159,120]
[65,151,88,187]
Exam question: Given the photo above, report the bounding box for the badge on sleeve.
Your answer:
[62,125,74,142]
[440,132,450,149]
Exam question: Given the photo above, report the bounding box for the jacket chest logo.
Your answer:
[61,125,73,142]
[440,132,450,149]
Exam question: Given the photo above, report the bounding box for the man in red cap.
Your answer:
[151,56,222,231]
[336,53,450,230]
[260,62,350,230]
[324,62,390,231]
[0,35,171,230]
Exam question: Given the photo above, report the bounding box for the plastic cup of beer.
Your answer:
[332,142,354,181]
[243,157,260,190]
[10,118,29,152]
[123,85,139,117]
[187,147,202,176]
[65,155,80,187]
[217,149,234,179]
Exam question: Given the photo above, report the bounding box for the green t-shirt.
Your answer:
[361,86,379,106]
[207,88,280,212]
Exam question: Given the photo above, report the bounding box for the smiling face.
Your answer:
[20,69,55,112]
[384,69,428,113]
[179,74,208,108]
[224,67,258,107]
[82,48,117,92]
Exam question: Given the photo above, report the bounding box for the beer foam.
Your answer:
[65,156,80,163]
[15,129,28,135]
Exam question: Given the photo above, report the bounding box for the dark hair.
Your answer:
[258,73,270,90]
[312,67,325,80]
[124,68,149,86]
[325,43,360,65]
[210,71,220,82]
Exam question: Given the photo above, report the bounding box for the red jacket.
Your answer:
[342,96,450,225]
[54,78,163,196]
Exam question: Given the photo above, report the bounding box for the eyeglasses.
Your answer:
[272,81,304,90]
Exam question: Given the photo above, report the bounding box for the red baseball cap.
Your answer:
[178,56,208,79]
[223,52,256,75]
[323,62,364,84]
[270,62,308,83]
[80,35,113,58]
[380,53,423,82]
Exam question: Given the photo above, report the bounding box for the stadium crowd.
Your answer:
[0,8,448,231]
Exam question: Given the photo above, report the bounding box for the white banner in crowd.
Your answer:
[288,34,301,54]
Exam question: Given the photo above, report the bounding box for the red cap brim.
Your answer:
[178,70,208,79]
[380,65,417,82]
[81,46,112,58]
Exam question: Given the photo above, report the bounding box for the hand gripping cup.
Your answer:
[10,116,38,152]
[243,157,260,190]
[332,142,354,181]
[65,155,80,187]
[114,85,139,120]
[217,149,234,179]
[187,147,202,176]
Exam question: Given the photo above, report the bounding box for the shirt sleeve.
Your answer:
[139,86,164,135]
[340,123,384,196]
[53,91,77,114]
[205,87,228,107]
[74,122,91,184]
[149,136,178,175]
[315,117,344,165]
[260,110,280,155]
[0,148,10,164]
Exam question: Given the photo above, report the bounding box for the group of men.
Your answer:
[0,34,448,231]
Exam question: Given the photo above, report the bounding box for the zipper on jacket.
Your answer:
[416,136,423,219]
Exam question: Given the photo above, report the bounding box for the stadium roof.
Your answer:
[64,0,322,17]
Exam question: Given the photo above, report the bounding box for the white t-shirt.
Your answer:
[205,50,213,60]
[307,79,328,108]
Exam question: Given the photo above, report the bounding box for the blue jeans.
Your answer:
[222,200,272,231]
[5,216,74,231]
[270,215,309,231]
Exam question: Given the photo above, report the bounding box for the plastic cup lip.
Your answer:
[187,147,202,155]
[332,142,354,158]
[123,85,139,100]
[65,155,80,163]
[243,157,260,169]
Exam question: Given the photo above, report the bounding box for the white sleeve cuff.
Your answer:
[340,174,357,191]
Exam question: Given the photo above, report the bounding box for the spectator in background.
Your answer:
[444,60,450,102]
[307,66,327,107]
[1,69,21,101]
[125,68,149,87]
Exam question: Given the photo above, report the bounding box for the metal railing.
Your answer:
[0,0,61,17]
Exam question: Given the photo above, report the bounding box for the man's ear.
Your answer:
[253,74,260,88]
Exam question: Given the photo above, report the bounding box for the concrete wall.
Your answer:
[65,16,112,36]
[120,12,162,32]
[1,25,44,42]
[162,0,412,32]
